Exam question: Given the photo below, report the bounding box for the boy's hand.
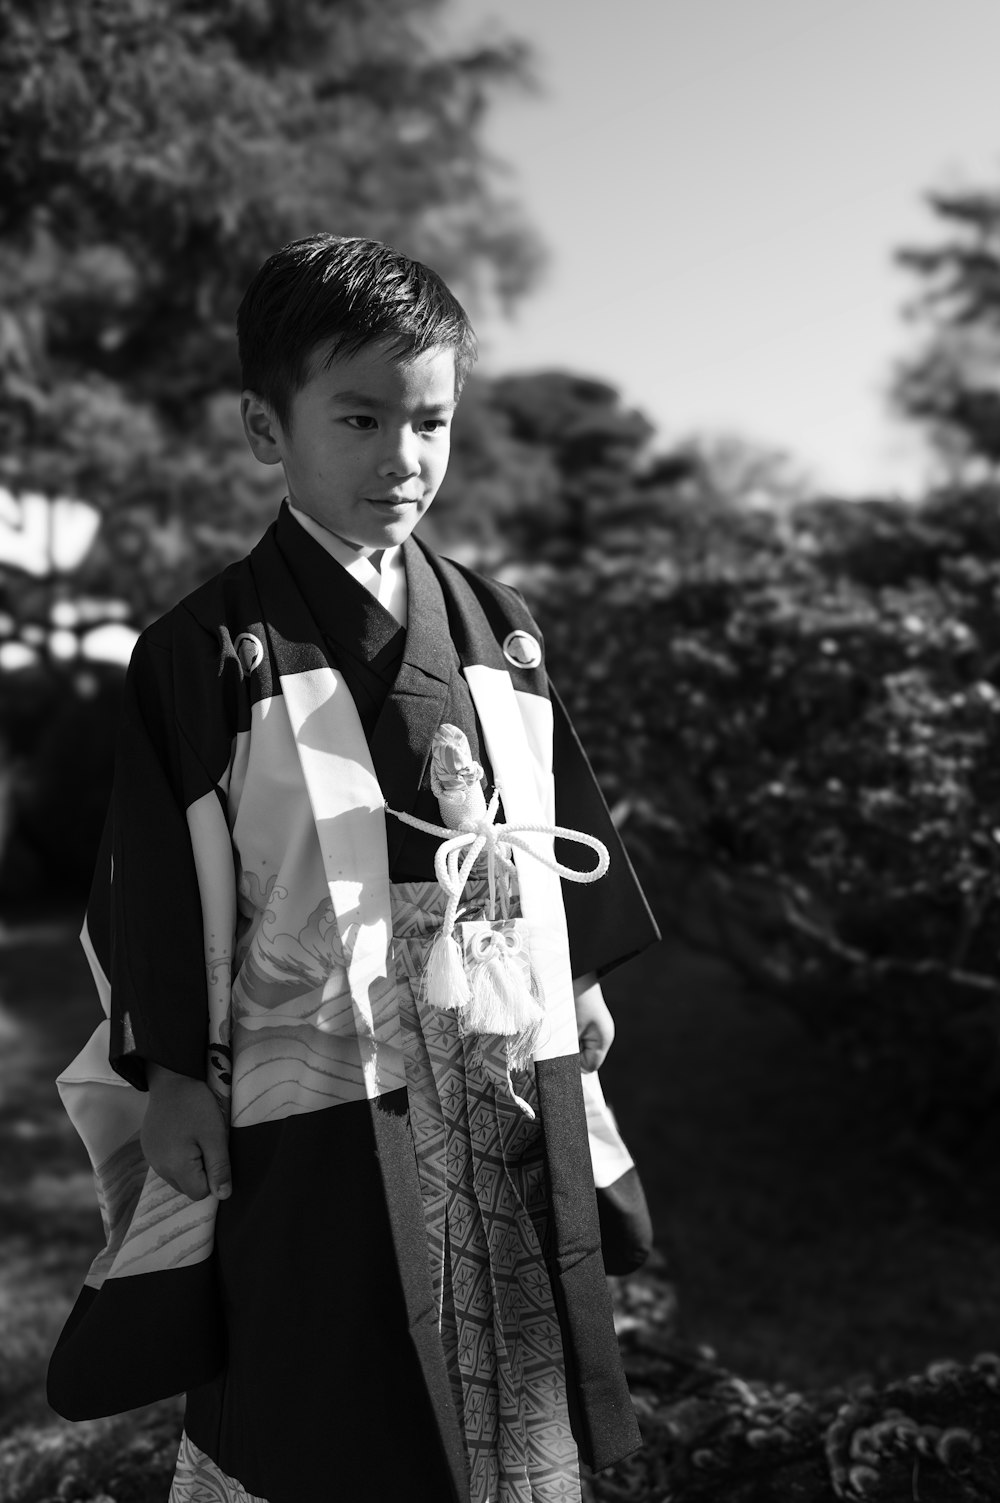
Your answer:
[573,973,615,1073]
[141,1064,232,1202]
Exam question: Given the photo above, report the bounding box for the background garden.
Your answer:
[3,1,1000,1499]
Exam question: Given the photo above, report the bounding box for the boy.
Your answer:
[49,235,659,1503]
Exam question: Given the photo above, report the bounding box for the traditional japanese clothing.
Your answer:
[48,503,659,1503]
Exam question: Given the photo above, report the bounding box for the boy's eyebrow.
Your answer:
[328,388,456,411]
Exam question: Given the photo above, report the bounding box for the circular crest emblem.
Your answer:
[502,630,542,670]
[234,632,264,674]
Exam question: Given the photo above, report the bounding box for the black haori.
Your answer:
[49,510,656,1502]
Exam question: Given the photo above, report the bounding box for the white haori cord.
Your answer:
[385,786,610,1039]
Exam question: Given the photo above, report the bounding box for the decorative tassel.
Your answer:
[462,926,544,1038]
[422,927,470,1012]
[507,1018,543,1076]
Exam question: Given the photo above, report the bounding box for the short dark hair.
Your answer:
[237,234,478,427]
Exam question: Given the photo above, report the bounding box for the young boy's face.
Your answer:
[241,338,457,553]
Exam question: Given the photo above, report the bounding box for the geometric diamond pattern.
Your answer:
[392,879,581,1503]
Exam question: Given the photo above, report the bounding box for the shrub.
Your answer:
[0,1404,182,1503]
[583,1271,1000,1502]
[526,490,1000,1140]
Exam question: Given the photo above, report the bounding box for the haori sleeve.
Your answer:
[103,622,228,1089]
[550,681,660,980]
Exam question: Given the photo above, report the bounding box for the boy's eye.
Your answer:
[342,415,449,433]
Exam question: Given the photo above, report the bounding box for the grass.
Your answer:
[4,902,1000,1495]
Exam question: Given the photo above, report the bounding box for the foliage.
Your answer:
[0,1405,183,1503]
[585,1274,1000,1503]
[435,375,813,564]
[658,430,816,514]
[0,662,124,898]
[0,0,542,618]
[435,375,827,567]
[522,487,1000,1135]
[0,0,549,895]
[893,185,1000,478]
[432,368,669,564]
[4,1279,999,1502]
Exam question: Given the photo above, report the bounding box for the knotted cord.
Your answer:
[385,785,610,939]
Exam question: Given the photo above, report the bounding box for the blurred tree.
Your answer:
[0,0,543,617]
[426,373,564,563]
[892,185,1000,479]
[488,370,656,555]
[413,370,816,571]
[0,0,546,896]
[664,431,815,513]
[433,369,702,564]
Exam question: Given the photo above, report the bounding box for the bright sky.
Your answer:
[447,0,1000,497]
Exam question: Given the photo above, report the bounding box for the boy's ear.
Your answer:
[240,391,284,466]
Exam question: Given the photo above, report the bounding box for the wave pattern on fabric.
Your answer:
[169,1432,269,1503]
[87,1135,147,1286]
[392,879,581,1503]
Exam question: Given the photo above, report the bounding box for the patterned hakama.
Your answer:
[394,879,580,1503]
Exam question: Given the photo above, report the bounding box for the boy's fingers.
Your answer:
[198,1126,232,1200]
[159,1159,222,1202]
[574,980,615,1075]
[169,1158,211,1201]
[579,1025,605,1073]
[141,1082,231,1201]
[205,1153,232,1200]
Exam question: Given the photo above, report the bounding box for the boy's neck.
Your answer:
[286,501,394,565]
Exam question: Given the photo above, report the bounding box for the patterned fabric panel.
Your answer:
[102,1172,217,1283]
[226,691,404,1124]
[86,1135,148,1287]
[392,879,581,1503]
[228,879,406,1125]
[170,1432,269,1503]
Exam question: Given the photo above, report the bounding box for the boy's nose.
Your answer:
[378,429,420,478]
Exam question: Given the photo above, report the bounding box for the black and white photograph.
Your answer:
[3,2,1000,1499]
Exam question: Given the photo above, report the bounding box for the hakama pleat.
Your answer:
[392,879,582,1503]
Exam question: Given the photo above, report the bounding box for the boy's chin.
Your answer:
[364,509,425,547]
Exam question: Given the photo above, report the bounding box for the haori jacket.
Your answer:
[48,504,659,1500]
